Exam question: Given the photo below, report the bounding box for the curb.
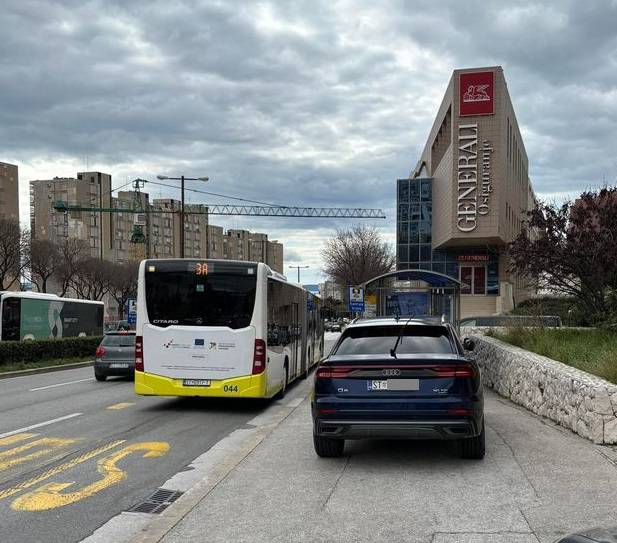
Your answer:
[0,360,94,379]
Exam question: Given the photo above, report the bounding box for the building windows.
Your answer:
[460,266,486,295]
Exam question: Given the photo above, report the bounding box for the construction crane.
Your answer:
[52,179,386,260]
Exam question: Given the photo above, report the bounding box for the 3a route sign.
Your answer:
[348,286,365,313]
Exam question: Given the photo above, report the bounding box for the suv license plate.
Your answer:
[367,380,388,391]
[109,363,129,369]
[183,379,211,387]
[387,378,419,391]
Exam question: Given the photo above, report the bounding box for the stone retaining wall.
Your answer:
[471,335,617,444]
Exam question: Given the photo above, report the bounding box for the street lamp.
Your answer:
[289,265,309,283]
[156,174,209,258]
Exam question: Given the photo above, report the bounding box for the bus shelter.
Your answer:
[361,269,461,325]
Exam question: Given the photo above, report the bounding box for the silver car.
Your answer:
[94,332,136,381]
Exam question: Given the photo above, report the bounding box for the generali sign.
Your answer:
[459,71,494,116]
[456,71,495,232]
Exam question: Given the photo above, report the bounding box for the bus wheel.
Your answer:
[276,362,288,399]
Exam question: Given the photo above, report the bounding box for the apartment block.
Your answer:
[0,162,19,220]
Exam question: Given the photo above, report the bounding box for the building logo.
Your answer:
[459,71,494,116]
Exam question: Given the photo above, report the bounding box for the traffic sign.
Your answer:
[348,286,365,313]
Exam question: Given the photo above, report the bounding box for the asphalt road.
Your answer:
[0,360,305,543]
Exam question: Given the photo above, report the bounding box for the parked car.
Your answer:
[329,323,342,332]
[104,320,131,333]
[311,317,484,459]
[94,331,136,381]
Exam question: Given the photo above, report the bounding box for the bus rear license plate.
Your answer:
[183,379,211,387]
[109,363,129,368]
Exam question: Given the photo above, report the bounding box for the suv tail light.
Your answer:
[135,335,144,372]
[252,339,266,374]
[316,366,350,379]
[95,346,106,357]
[433,365,475,378]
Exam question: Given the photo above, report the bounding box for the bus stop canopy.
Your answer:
[361,269,461,325]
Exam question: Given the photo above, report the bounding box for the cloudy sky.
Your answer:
[2,0,617,283]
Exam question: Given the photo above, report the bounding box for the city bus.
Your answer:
[134,259,324,399]
[0,291,104,341]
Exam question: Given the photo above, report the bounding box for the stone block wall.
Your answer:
[471,335,617,444]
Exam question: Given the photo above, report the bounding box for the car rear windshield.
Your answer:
[333,325,454,355]
[145,261,257,329]
[102,334,136,347]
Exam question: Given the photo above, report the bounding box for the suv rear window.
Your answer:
[102,334,136,347]
[333,325,454,355]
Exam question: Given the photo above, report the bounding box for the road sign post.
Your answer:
[348,286,365,313]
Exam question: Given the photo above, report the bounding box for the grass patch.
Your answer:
[0,356,92,374]
[488,328,617,384]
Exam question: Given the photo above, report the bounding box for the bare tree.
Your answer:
[322,225,395,287]
[108,262,139,319]
[56,239,90,297]
[0,218,29,290]
[29,239,61,293]
[71,257,113,300]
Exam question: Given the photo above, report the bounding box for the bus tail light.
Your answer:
[252,339,266,374]
[95,346,106,357]
[135,335,144,372]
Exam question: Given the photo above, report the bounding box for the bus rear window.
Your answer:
[145,267,257,329]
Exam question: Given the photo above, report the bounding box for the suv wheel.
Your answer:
[460,421,485,459]
[313,433,345,457]
[94,372,107,382]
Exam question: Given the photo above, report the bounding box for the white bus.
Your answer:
[135,259,323,399]
[0,291,104,341]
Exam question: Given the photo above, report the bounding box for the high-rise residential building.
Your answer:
[397,66,537,317]
[30,171,112,259]
[30,177,284,272]
[0,162,19,220]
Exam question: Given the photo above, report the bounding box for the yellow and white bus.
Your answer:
[135,259,323,399]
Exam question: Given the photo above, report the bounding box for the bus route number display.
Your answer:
[195,263,209,276]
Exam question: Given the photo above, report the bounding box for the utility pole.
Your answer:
[157,174,209,258]
[289,265,309,283]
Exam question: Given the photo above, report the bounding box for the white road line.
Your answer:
[0,413,82,439]
[29,378,94,391]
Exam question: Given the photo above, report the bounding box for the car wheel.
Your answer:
[94,372,107,382]
[460,421,485,459]
[313,433,345,458]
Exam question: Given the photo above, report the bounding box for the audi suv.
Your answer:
[311,317,484,459]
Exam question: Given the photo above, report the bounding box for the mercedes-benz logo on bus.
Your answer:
[382,369,401,376]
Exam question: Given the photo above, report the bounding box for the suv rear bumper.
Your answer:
[314,418,481,440]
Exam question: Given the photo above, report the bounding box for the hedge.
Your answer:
[0,336,103,366]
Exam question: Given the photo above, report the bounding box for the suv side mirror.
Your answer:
[463,337,476,351]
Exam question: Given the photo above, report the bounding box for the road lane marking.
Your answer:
[29,378,94,391]
[0,437,79,472]
[0,413,82,439]
[0,433,38,447]
[11,442,170,511]
[0,439,126,501]
[106,402,135,410]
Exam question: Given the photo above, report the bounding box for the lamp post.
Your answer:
[289,265,309,283]
[157,175,209,258]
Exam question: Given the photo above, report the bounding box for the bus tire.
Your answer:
[275,362,288,399]
[313,434,345,458]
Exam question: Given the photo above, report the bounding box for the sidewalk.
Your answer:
[152,387,617,543]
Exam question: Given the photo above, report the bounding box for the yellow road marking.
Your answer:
[0,438,79,472]
[12,442,170,511]
[0,433,38,447]
[0,440,125,501]
[106,402,135,410]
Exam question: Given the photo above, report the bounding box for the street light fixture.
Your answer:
[289,265,309,283]
[156,174,210,258]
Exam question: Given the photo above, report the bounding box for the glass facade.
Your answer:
[396,178,500,295]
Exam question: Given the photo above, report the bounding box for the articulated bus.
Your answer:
[0,292,104,341]
[135,259,324,399]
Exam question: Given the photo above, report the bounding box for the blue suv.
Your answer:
[311,317,484,459]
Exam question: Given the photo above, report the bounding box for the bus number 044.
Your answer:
[223,385,238,393]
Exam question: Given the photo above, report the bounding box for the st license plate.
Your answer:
[367,379,420,391]
[183,379,211,387]
[109,363,129,369]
